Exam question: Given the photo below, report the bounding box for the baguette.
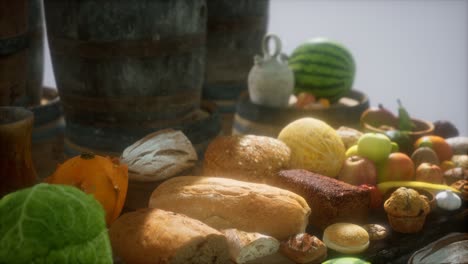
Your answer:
[109,208,229,264]
[148,176,310,240]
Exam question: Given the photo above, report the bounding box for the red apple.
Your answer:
[415,163,444,184]
[360,184,383,209]
[338,156,377,185]
[378,152,415,183]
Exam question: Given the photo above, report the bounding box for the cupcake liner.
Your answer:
[387,214,427,234]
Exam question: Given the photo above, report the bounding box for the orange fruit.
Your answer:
[414,135,453,162]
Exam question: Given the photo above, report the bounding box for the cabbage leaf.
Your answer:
[0,183,112,263]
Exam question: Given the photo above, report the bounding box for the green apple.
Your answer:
[357,133,392,163]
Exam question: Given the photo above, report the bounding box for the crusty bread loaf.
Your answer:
[121,129,197,182]
[222,229,279,264]
[121,129,198,211]
[109,208,229,264]
[203,135,291,183]
[148,176,310,240]
[273,169,370,229]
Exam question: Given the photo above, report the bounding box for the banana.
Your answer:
[377,181,460,195]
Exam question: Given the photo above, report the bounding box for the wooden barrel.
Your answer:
[203,0,270,135]
[25,0,45,106]
[233,90,370,137]
[64,101,221,159]
[0,0,28,106]
[44,0,207,153]
[30,87,65,179]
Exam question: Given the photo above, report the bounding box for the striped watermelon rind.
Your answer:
[289,38,356,102]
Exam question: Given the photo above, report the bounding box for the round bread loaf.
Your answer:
[109,208,230,264]
[322,223,369,254]
[203,135,291,183]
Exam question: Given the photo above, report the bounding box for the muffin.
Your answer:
[384,187,431,233]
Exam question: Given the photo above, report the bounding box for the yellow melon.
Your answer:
[278,117,346,177]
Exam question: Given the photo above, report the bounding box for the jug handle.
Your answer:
[262,34,282,59]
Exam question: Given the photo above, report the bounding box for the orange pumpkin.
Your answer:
[45,153,128,225]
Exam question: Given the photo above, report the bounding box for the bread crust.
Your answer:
[148,176,310,240]
[203,135,291,183]
[273,169,370,229]
[109,208,229,264]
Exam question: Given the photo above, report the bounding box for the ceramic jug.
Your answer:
[248,34,294,108]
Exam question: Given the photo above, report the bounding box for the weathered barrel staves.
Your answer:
[44,0,219,155]
[0,0,29,106]
[204,0,270,135]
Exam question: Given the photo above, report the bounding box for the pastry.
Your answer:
[280,233,327,264]
[322,223,370,254]
[384,187,431,233]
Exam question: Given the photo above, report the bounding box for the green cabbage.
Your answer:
[0,183,112,264]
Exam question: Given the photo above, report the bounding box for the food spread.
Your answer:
[0,14,466,263]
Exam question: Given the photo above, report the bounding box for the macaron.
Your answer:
[322,223,370,254]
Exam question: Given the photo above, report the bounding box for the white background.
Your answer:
[43,0,468,135]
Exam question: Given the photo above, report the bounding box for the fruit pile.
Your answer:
[336,125,467,210]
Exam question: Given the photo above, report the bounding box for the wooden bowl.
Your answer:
[360,108,434,143]
[233,89,370,137]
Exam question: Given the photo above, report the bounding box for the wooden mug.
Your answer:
[0,107,37,197]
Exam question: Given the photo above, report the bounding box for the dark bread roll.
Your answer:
[273,169,370,229]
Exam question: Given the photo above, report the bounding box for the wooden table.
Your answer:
[308,206,468,263]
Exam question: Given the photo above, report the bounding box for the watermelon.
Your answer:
[288,38,356,102]
[322,257,370,264]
